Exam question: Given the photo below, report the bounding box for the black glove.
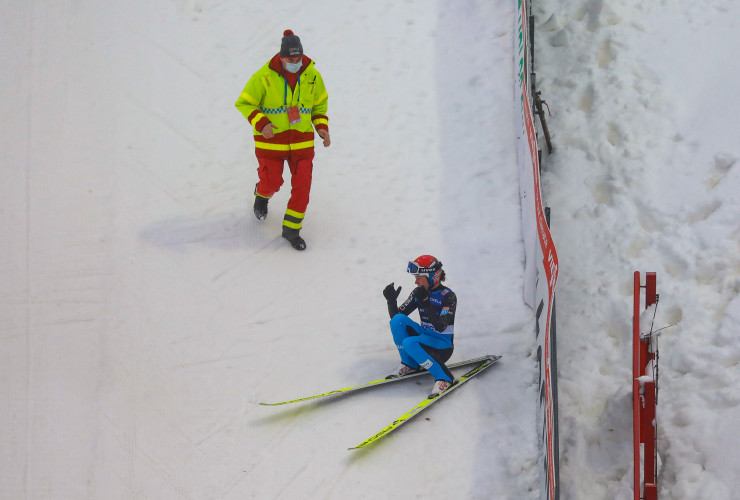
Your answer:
[414,286,430,303]
[383,283,402,302]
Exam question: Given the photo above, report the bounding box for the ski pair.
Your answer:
[348,355,500,449]
[259,354,501,449]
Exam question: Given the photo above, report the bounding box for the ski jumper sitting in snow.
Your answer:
[383,255,457,398]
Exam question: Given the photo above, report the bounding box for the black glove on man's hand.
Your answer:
[414,286,430,303]
[383,283,402,302]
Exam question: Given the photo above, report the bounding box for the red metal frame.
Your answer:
[633,271,658,500]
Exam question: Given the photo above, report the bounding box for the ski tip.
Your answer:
[348,442,373,451]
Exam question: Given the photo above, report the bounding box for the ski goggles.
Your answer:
[407,261,435,275]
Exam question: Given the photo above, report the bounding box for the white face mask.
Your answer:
[285,60,302,73]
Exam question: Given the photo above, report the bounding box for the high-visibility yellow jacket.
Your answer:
[236,54,329,159]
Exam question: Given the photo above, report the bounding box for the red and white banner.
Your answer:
[514,1,560,499]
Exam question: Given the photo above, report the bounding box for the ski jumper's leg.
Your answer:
[401,334,454,382]
[255,157,285,198]
[389,314,423,369]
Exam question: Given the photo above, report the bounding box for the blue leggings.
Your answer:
[390,313,454,382]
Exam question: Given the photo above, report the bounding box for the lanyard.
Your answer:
[283,74,300,107]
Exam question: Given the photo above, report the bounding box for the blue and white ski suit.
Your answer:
[388,286,457,382]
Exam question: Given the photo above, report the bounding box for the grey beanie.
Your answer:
[280,30,303,57]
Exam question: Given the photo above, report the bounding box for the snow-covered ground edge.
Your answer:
[535,0,740,498]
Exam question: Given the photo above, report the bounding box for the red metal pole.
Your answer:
[633,271,641,500]
[645,483,658,500]
[645,273,658,500]
[645,272,657,307]
[643,272,657,373]
[644,380,656,485]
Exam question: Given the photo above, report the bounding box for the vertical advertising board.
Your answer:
[514,1,560,499]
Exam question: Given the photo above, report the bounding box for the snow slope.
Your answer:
[3,1,538,499]
[535,0,740,498]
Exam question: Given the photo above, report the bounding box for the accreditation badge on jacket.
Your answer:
[287,106,300,125]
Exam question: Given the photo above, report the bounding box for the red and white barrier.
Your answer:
[515,1,560,499]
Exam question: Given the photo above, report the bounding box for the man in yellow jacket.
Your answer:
[235,30,331,251]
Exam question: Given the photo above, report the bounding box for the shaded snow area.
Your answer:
[535,0,740,498]
[3,1,541,499]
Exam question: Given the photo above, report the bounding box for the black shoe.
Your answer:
[283,233,306,251]
[282,228,306,251]
[253,196,268,221]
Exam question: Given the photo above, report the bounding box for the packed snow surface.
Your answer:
[3,0,739,499]
[3,1,536,499]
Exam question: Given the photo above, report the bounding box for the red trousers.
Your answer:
[254,152,314,214]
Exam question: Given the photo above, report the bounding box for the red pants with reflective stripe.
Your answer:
[254,152,314,214]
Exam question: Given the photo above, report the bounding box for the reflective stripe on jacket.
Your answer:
[235,54,329,159]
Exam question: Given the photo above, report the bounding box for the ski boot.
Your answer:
[385,363,418,379]
[428,379,454,399]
